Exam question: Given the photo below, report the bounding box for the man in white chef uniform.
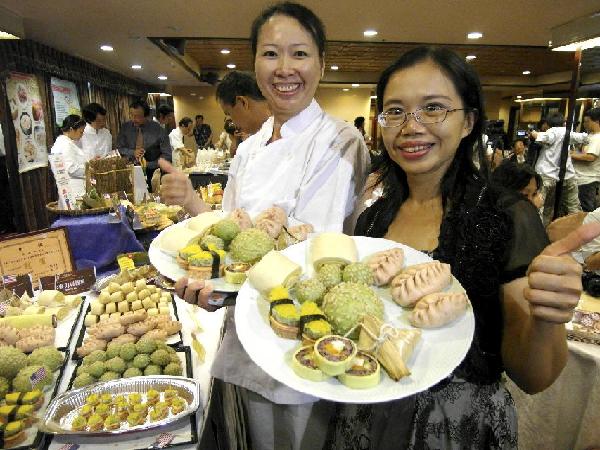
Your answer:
[80,103,112,160]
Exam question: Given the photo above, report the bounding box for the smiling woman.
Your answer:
[158,2,370,449]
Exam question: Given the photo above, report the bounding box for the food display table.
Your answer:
[507,340,600,450]
[46,293,226,450]
[51,212,144,276]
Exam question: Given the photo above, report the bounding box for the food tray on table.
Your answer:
[566,310,600,345]
[6,350,70,450]
[46,201,111,216]
[235,236,475,404]
[46,348,198,450]
[72,300,184,361]
[148,217,241,293]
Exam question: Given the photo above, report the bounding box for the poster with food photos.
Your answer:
[5,71,48,173]
[50,77,81,128]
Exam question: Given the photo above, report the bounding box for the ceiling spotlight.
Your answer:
[522,70,531,75]
[467,32,483,40]
[370,95,377,99]
[330,65,339,70]
[157,75,168,80]
[465,55,477,61]
[100,45,114,52]
[352,83,360,87]
[220,49,231,54]
[131,64,142,70]
[516,95,522,99]
[190,93,197,96]
[226,64,236,69]
[343,88,350,92]
[363,30,378,37]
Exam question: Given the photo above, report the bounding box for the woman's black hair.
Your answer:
[250,2,326,59]
[584,107,600,123]
[82,103,106,124]
[129,99,150,117]
[354,116,365,128]
[490,159,540,193]
[61,114,85,133]
[372,46,488,224]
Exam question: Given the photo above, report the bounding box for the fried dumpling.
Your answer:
[391,261,452,307]
[367,248,405,286]
[255,205,288,227]
[255,218,283,240]
[409,292,468,328]
[228,208,253,230]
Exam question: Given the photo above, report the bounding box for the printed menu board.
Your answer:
[0,228,74,285]
[50,77,82,128]
[5,72,48,173]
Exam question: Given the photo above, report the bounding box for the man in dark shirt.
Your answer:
[193,114,212,148]
[117,99,172,190]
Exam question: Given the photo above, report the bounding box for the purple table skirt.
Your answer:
[52,209,144,276]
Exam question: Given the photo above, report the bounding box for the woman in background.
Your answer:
[50,114,87,205]
[491,159,544,209]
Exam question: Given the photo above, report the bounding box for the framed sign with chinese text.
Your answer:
[0,227,74,285]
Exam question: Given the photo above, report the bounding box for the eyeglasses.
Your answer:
[377,106,476,128]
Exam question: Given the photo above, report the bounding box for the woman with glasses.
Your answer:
[325,46,595,449]
[50,114,87,208]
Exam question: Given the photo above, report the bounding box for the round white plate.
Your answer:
[148,219,240,293]
[235,236,475,403]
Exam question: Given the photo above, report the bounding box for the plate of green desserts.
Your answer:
[235,235,475,403]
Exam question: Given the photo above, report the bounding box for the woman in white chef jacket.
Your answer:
[50,115,87,203]
[159,3,370,449]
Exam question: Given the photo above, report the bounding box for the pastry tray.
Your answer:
[46,347,198,449]
[72,299,183,361]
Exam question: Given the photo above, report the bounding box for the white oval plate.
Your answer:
[235,236,475,403]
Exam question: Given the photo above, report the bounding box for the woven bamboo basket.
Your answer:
[46,201,111,216]
[85,156,134,197]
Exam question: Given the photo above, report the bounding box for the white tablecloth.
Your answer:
[507,340,600,450]
[48,293,226,449]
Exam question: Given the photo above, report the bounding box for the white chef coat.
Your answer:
[222,99,370,233]
[50,135,87,200]
[573,133,600,185]
[535,127,588,180]
[213,100,370,405]
[79,123,112,160]
[169,127,187,168]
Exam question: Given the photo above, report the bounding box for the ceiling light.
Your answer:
[370,95,377,99]
[157,75,168,80]
[199,96,204,100]
[467,32,483,40]
[148,92,172,96]
[363,30,378,37]
[226,64,236,69]
[100,45,114,52]
[343,88,349,92]
[465,55,477,61]
[352,83,360,87]
[330,65,339,70]
[516,95,522,99]
[131,64,142,70]
[514,97,563,103]
[220,49,231,54]
[0,31,19,40]
[190,93,197,96]
[522,70,531,75]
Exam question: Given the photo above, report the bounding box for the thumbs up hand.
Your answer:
[159,158,208,215]
[525,222,600,324]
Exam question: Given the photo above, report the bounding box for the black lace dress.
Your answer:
[324,178,549,450]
